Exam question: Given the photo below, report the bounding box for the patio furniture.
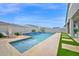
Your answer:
[0,32,8,37]
[0,32,16,38]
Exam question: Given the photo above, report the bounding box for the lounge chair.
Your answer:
[0,32,16,38]
[0,32,8,37]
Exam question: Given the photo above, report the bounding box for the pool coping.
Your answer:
[0,35,31,56]
[9,33,53,54]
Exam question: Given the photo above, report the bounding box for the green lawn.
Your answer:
[58,48,79,56]
[57,32,79,56]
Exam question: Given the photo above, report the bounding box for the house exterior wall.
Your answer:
[65,3,79,37]
[66,3,79,23]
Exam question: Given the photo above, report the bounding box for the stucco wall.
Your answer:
[0,21,65,35]
[67,3,79,23]
[0,22,29,34]
[44,28,66,33]
[65,3,79,37]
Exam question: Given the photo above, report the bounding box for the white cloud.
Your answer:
[0,3,66,15]
[0,3,20,15]
[0,3,66,28]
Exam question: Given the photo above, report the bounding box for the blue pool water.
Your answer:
[10,32,53,53]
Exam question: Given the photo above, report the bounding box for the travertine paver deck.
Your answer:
[62,38,73,42]
[74,38,79,43]
[0,35,31,56]
[62,43,79,53]
[22,33,61,56]
[0,33,61,56]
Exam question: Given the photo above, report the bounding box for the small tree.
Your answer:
[32,29,36,32]
[14,32,21,36]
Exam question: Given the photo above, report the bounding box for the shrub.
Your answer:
[73,28,78,33]
[0,33,4,38]
[41,29,45,32]
[14,32,21,36]
[32,29,36,32]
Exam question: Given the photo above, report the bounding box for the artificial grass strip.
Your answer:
[61,33,79,46]
[61,33,68,36]
[61,33,72,39]
[62,40,79,46]
[57,32,79,56]
[57,33,62,56]
[58,48,79,56]
[62,36,71,39]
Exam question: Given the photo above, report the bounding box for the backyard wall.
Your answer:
[44,28,66,33]
[0,21,29,35]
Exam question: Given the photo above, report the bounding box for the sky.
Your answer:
[0,3,67,28]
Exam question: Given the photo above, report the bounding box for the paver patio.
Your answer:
[0,33,61,56]
[62,38,73,42]
[74,38,79,43]
[0,35,31,56]
[62,43,79,53]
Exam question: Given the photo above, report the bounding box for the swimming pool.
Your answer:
[10,32,53,53]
